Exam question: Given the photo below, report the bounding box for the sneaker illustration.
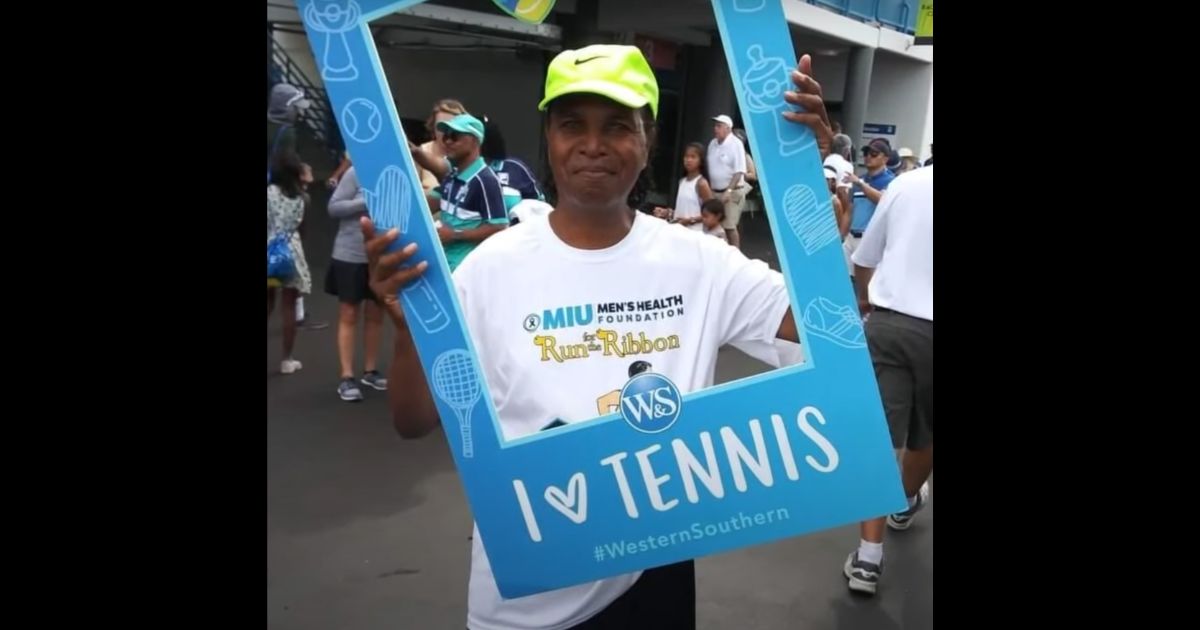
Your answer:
[804,297,866,348]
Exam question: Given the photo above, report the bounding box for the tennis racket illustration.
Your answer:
[782,184,838,255]
[431,349,483,458]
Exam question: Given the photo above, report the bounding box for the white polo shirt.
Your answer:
[706,134,747,191]
[850,166,933,321]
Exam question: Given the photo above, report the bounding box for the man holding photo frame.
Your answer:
[361,45,834,630]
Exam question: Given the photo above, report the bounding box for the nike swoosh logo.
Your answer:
[575,56,606,65]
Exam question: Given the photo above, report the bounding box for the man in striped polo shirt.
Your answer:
[413,113,508,271]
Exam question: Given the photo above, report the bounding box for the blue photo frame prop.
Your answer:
[298,0,906,598]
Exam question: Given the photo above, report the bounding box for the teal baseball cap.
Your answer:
[436,113,485,142]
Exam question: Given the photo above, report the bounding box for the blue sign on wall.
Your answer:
[298,0,905,598]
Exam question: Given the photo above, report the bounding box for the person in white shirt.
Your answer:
[653,142,713,230]
[706,115,750,248]
[362,45,836,630]
[843,165,933,596]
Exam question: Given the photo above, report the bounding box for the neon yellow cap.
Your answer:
[538,45,660,119]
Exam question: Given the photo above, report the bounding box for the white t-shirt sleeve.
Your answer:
[709,242,791,347]
[851,186,893,269]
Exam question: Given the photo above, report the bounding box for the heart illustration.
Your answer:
[544,472,588,524]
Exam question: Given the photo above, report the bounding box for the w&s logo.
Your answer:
[619,373,682,434]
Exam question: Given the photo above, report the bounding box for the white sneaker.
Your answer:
[281,359,303,374]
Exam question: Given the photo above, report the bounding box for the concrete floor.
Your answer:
[267,212,932,629]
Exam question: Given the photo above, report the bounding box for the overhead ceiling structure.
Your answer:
[267,0,564,52]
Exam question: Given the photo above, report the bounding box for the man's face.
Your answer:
[863,146,888,171]
[546,94,649,211]
[713,122,730,140]
[441,131,479,162]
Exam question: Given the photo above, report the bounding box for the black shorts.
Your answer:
[570,560,695,629]
[866,308,933,450]
[323,259,376,304]
[468,562,695,630]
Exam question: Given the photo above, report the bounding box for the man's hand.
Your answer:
[437,224,456,244]
[361,217,430,327]
[783,54,834,161]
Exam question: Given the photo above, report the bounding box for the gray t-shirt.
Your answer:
[328,167,368,264]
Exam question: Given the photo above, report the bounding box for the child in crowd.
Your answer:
[654,143,712,230]
[700,199,728,242]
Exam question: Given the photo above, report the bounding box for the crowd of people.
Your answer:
[267,42,932,629]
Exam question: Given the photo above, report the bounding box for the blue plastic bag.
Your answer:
[267,234,295,281]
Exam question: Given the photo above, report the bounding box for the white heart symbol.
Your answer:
[544,473,588,524]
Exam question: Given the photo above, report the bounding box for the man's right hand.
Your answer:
[783,54,834,161]
[362,217,429,327]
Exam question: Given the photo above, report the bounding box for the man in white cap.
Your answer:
[706,114,750,248]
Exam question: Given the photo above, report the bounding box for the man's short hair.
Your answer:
[832,134,853,159]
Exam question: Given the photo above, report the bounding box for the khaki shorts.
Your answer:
[720,187,748,230]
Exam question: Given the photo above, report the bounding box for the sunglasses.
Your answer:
[863,149,883,158]
[441,131,465,143]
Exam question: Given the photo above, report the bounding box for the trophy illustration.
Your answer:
[304,1,361,82]
[741,45,811,157]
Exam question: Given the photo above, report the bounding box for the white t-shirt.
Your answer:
[706,135,747,191]
[454,212,792,630]
[851,166,933,321]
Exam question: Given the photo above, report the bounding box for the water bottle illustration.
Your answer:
[401,275,450,334]
[741,45,811,157]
